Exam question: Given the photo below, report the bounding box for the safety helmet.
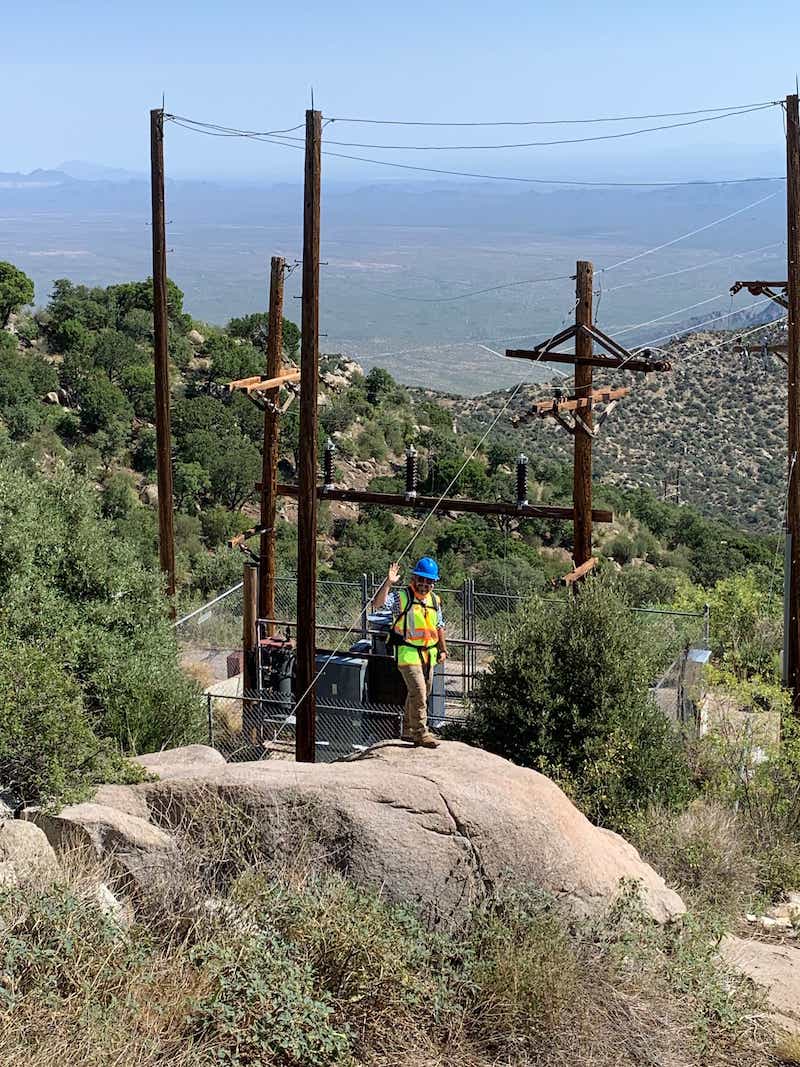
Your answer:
[410,556,440,581]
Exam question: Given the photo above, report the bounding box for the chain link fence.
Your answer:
[177,575,710,762]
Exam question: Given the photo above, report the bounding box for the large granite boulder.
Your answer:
[0,819,61,886]
[27,802,177,889]
[35,741,684,925]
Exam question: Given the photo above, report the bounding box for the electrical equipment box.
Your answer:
[314,653,368,705]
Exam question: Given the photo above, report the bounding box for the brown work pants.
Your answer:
[398,661,433,739]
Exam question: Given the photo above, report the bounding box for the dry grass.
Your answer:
[775,1032,800,1066]
[0,797,784,1066]
[632,799,762,915]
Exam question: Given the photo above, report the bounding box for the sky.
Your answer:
[2,0,799,182]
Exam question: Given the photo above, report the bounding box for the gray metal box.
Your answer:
[315,653,367,704]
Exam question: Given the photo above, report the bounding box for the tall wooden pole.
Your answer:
[259,255,285,630]
[573,261,594,568]
[785,93,800,714]
[295,109,322,763]
[149,108,176,602]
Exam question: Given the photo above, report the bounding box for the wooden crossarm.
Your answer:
[227,523,266,548]
[265,483,614,523]
[506,349,671,372]
[562,557,598,585]
[734,343,788,353]
[534,386,630,417]
[730,280,789,309]
[228,369,301,394]
[583,323,631,361]
[731,280,788,295]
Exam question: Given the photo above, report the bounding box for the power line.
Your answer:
[598,191,780,273]
[167,113,786,188]
[602,240,786,293]
[327,100,782,127]
[633,298,778,350]
[284,103,779,150]
[348,271,574,304]
[268,136,787,188]
[608,292,734,337]
[166,114,305,137]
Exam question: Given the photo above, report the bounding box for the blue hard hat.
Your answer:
[410,556,440,581]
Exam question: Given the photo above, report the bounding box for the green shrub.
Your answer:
[688,716,800,900]
[458,577,693,831]
[0,459,202,799]
[189,931,351,1065]
[0,645,144,806]
[604,534,635,565]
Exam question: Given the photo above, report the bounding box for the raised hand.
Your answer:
[387,561,401,585]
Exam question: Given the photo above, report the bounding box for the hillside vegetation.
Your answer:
[461,325,788,533]
[2,263,800,1063]
[0,262,789,804]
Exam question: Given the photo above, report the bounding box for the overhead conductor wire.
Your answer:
[287,103,778,150]
[165,111,785,188]
[327,100,781,126]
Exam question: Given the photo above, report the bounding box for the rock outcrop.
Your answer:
[0,819,61,886]
[32,741,684,925]
[723,934,800,1037]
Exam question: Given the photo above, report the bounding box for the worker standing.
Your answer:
[373,557,447,748]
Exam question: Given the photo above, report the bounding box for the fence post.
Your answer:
[360,573,369,639]
[470,579,477,691]
[703,603,710,646]
[461,579,468,700]
[206,693,214,746]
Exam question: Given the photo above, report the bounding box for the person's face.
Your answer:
[411,575,435,596]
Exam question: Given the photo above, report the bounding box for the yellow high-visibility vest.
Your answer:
[392,587,441,668]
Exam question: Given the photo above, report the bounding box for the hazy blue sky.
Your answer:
[3,0,798,181]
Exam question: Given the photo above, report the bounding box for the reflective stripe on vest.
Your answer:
[392,588,439,646]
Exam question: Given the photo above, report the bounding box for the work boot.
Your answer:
[401,733,415,743]
[415,732,439,749]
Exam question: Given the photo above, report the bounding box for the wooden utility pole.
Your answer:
[149,108,176,602]
[573,261,594,567]
[503,259,669,583]
[786,92,800,712]
[259,256,285,630]
[295,109,322,763]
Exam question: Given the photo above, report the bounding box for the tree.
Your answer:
[0,262,34,326]
[0,460,202,803]
[78,369,133,435]
[226,313,300,359]
[0,337,57,440]
[365,366,396,406]
[89,328,143,383]
[202,334,262,386]
[120,362,156,421]
[207,436,261,510]
[174,460,211,511]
